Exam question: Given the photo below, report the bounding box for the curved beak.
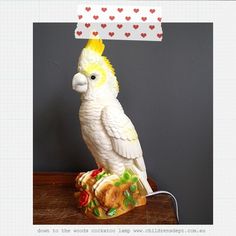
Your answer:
[72,73,88,93]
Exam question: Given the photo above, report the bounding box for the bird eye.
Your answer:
[90,75,96,80]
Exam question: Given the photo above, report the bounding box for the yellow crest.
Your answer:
[85,37,115,75]
[85,38,105,55]
[103,56,115,75]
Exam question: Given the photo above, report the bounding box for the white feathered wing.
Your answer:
[102,105,153,194]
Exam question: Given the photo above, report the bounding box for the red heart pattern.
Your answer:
[150,9,155,14]
[76,6,163,41]
[76,31,82,36]
[117,24,123,29]
[141,33,147,38]
[149,25,155,30]
[109,32,115,37]
[141,17,147,21]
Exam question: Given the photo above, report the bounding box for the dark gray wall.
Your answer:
[33,23,213,224]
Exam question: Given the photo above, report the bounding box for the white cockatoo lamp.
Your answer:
[73,37,153,219]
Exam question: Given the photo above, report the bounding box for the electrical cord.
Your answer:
[146,190,179,223]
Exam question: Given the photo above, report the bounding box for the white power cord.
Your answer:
[146,190,179,223]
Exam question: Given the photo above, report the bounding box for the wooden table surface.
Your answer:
[33,172,178,224]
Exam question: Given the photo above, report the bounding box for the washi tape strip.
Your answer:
[75,4,162,41]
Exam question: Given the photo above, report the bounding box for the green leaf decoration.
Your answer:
[124,190,131,198]
[96,174,102,181]
[123,198,130,207]
[88,201,92,208]
[96,172,108,181]
[130,198,136,206]
[129,195,134,201]
[129,184,137,193]
[89,200,95,208]
[82,184,87,190]
[123,171,131,180]
[114,181,121,187]
[120,177,127,184]
[102,173,108,178]
[131,176,138,183]
[123,197,136,207]
[107,208,117,216]
[93,207,100,217]
[93,198,99,206]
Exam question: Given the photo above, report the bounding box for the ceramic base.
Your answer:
[74,168,147,219]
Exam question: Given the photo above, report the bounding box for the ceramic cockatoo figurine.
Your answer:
[72,38,153,195]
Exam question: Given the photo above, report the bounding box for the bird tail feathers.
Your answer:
[129,166,153,195]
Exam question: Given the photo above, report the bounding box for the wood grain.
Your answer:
[33,172,178,224]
